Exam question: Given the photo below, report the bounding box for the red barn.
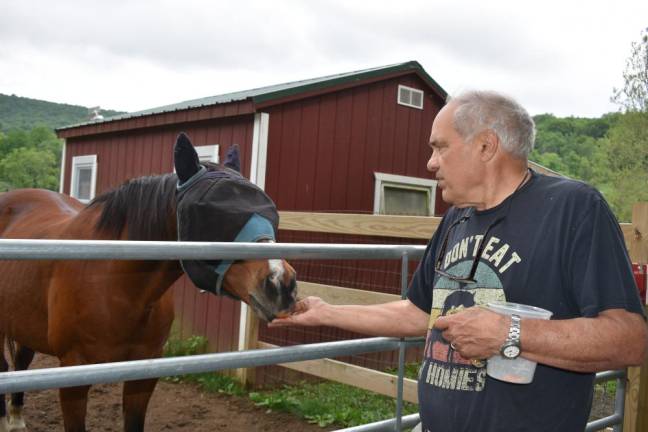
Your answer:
[56,61,448,377]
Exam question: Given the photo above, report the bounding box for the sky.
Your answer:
[0,0,646,118]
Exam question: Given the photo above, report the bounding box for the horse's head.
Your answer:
[174,132,297,321]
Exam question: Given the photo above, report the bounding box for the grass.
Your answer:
[162,335,420,428]
[595,379,618,397]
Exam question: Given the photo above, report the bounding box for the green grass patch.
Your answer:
[162,335,246,396]
[595,379,618,397]
[250,381,418,428]
[163,336,420,428]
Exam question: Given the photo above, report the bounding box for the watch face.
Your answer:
[502,344,521,359]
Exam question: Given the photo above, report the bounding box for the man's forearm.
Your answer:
[521,309,647,372]
[316,300,428,337]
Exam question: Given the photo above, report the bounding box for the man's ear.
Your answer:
[174,132,201,183]
[478,129,499,162]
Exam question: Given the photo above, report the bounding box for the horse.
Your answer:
[0,132,297,432]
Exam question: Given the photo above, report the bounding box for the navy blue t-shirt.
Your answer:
[407,170,644,432]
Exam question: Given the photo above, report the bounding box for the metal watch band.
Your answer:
[508,314,521,343]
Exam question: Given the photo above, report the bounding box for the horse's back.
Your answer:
[0,189,83,239]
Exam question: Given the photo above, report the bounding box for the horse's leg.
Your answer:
[0,336,8,432]
[7,345,35,431]
[58,353,91,432]
[122,378,159,432]
[59,385,91,432]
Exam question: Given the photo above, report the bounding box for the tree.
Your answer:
[600,111,648,221]
[612,27,648,112]
[0,146,59,192]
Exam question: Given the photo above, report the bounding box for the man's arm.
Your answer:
[269,297,429,338]
[434,307,648,372]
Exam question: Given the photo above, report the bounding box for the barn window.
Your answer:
[196,145,219,163]
[70,154,97,204]
[397,85,424,110]
[374,172,437,216]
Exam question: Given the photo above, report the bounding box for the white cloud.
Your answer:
[0,0,646,116]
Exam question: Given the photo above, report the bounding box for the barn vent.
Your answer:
[397,85,424,110]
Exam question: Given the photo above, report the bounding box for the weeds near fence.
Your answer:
[163,335,419,428]
[162,335,246,396]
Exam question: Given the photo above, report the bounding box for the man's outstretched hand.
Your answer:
[269,296,329,327]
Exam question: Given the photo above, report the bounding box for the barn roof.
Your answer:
[57,61,447,133]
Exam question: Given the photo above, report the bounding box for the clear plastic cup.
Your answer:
[485,301,553,384]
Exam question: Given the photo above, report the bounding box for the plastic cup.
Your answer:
[485,301,553,384]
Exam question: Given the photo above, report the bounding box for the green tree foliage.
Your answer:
[0,93,125,132]
[530,114,616,182]
[0,126,62,191]
[529,110,648,222]
[612,27,648,112]
[599,112,648,221]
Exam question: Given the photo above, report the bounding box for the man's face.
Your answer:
[426,103,482,206]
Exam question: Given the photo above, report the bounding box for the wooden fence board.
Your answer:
[298,281,401,305]
[278,211,441,239]
[258,342,418,403]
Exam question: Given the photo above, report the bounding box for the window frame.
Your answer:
[70,154,98,204]
[373,172,437,216]
[397,84,424,110]
[195,144,219,163]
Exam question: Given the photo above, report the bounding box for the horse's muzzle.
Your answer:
[250,269,297,322]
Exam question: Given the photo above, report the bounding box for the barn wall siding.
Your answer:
[264,75,440,213]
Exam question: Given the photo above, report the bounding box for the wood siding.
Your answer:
[264,74,443,214]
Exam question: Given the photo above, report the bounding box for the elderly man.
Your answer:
[270,91,647,431]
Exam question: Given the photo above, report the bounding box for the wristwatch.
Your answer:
[500,314,521,359]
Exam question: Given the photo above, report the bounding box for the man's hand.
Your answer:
[433,306,509,360]
[269,296,329,327]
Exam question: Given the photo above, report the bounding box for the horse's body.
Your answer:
[0,134,296,432]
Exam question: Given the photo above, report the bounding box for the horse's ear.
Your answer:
[224,144,241,173]
[174,132,201,183]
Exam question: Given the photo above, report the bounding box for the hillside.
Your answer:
[0,93,126,132]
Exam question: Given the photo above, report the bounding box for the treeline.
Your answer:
[531,112,648,221]
[0,93,125,195]
[0,93,124,131]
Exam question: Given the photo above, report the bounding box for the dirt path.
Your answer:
[5,353,333,432]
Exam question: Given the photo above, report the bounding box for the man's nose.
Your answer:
[427,152,439,172]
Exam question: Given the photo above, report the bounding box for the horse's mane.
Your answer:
[87,173,178,240]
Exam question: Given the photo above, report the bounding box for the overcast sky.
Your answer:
[1,0,646,117]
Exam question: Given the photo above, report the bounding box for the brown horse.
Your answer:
[0,133,297,432]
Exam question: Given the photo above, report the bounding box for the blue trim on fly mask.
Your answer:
[213,213,276,296]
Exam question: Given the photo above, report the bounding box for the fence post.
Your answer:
[236,312,260,387]
[624,202,648,432]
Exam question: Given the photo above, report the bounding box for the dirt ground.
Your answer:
[3,353,333,432]
[3,353,616,431]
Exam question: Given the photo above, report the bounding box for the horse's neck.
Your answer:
[76,202,183,306]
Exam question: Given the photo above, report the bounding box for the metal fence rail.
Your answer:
[0,338,424,394]
[0,239,425,260]
[0,239,627,431]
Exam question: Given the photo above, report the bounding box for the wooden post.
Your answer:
[235,312,260,387]
[624,202,648,432]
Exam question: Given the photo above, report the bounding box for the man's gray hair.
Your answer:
[448,91,535,159]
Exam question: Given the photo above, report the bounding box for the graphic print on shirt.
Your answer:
[421,234,522,393]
